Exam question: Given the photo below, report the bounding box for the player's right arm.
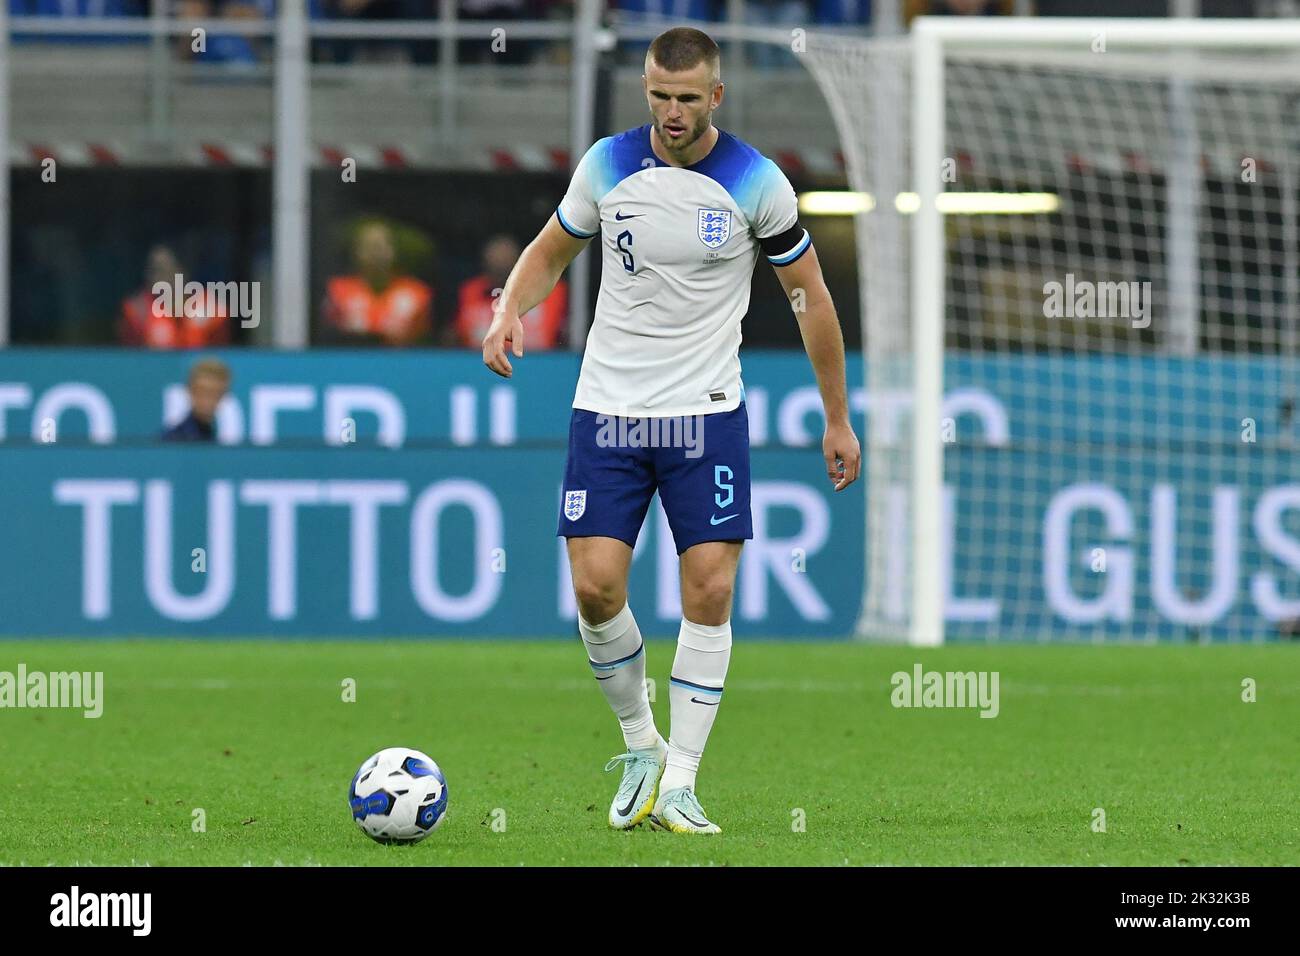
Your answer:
[485,138,606,377]
[482,215,589,378]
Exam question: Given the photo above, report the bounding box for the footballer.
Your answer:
[483,26,861,834]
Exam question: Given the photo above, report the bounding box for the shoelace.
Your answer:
[604,752,649,773]
[664,788,707,818]
[604,752,654,795]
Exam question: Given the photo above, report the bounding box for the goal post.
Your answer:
[910,22,946,648]
[803,17,1300,644]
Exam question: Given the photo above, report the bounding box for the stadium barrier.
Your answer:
[0,350,1293,640]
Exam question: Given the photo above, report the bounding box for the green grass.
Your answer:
[0,640,1296,866]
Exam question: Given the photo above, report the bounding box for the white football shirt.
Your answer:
[556,123,811,418]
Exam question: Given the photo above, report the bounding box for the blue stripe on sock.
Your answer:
[589,642,644,671]
[670,676,723,695]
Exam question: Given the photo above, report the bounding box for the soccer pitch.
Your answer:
[1,640,1296,867]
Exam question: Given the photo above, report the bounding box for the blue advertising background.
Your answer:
[0,349,1296,640]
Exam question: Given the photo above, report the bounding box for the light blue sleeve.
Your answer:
[556,140,608,239]
[749,158,800,240]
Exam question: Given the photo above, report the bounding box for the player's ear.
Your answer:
[712,82,724,111]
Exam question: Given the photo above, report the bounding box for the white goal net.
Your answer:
[804,19,1300,643]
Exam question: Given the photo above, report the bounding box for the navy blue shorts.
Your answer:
[557,403,752,554]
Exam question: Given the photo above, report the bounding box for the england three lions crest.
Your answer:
[697,208,731,249]
[563,490,587,521]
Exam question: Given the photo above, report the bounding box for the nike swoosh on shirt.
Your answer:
[617,776,646,817]
[690,697,720,706]
[614,210,643,220]
[710,514,740,526]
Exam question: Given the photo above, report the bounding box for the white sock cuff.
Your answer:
[579,603,634,642]
[678,617,732,651]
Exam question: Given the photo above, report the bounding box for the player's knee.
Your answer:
[683,573,734,623]
[572,575,626,624]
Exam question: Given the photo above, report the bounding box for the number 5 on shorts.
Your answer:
[714,465,734,510]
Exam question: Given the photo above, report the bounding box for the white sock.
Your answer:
[578,603,660,752]
[662,617,732,794]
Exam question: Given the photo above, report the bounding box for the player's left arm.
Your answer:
[772,246,862,492]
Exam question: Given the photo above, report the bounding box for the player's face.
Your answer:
[483,239,519,282]
[147,246,181,286]
[188,373,228,424]
[355,225,396,275]
[643,59,722,156]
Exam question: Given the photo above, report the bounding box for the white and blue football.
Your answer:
[349,747,449,844]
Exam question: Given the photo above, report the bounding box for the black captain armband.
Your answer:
[759,223,812,266]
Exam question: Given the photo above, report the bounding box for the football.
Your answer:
[349,748,449,844]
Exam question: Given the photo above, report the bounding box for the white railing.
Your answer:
[0,4,875,347]
[0,5,613,347]
[0,4,7,348]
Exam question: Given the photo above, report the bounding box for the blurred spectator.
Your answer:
[27,0,142,10]
[175,0,260,65]
[204,0,327,15]
[535,0,574,66]
[321,221,435,347]
[607,0,719,65]
[905,0,1011,19]
[745,0,810,68]
[162,357,231,442]
[321,0,424,64]
[458,0,535,65]
[221,1,343,64]
[119,245,234,349]
[19,0,145,14]
[608,0,718,20]
[330,0,406,16]
[11,0,148,46]
[450,234,567,349]
[813,0,869,26]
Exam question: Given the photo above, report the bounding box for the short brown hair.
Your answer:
[646,27,721,84]
[189,357,231,387]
